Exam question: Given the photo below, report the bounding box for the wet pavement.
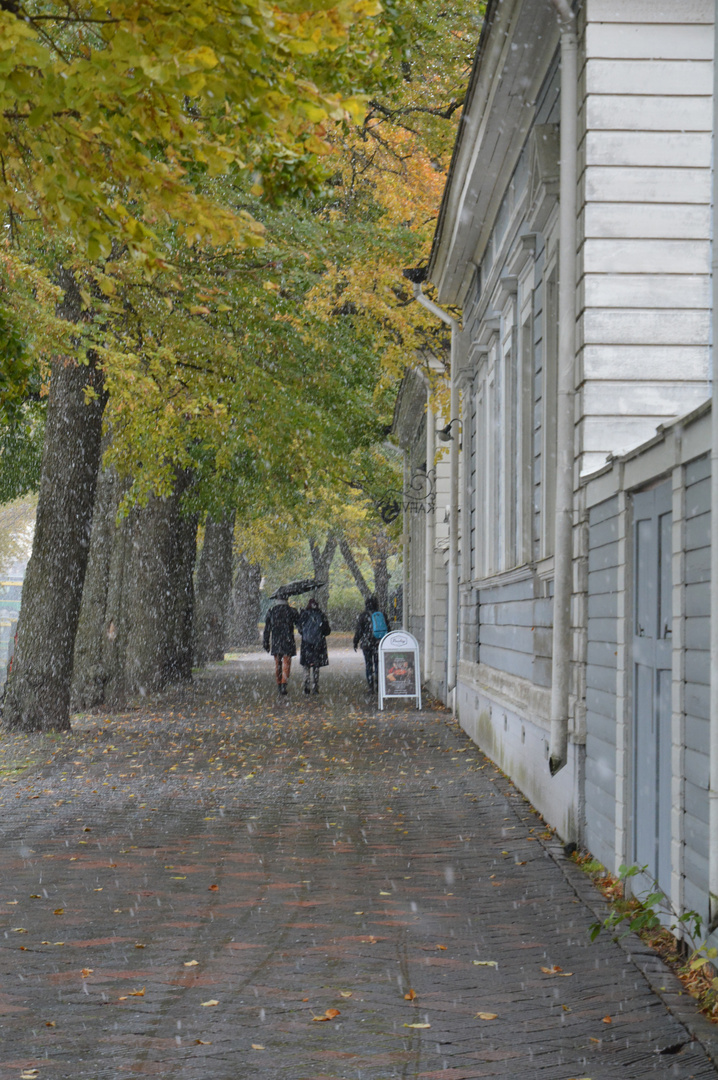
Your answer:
[0,645,717,1079]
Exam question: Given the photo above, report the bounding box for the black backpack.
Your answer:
[301,609,323,647]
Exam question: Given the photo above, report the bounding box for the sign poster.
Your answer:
[378,630,422,711]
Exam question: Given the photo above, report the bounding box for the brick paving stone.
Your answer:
[0,646,716,1078]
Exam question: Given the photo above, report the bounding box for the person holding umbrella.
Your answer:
[263,580,325,696]
[263,593,299,695]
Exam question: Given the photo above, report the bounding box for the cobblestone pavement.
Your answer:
[1,646,717,1080]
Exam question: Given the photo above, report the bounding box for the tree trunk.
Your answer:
[101,490,133,708]
[368,532,392,614]
[372,553,390,614]
[338,534,372,601]
[167,472,198,683]
[4,356,106,731]
[309,534,337,611]
[194,512,235,665]
[227,553,262,648]
[70,446,120,710]
[121,475,197,697]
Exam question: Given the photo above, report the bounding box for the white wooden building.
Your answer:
[397,0,718,926]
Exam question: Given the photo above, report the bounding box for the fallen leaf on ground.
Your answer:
[541,965,572,976]
[379,891,391,896]
[134,943,146,949]
[195,1039,211,1045]
[251,1043,265,1050]
[45,1021,56,1027]
[436,944,447,950]
[128,987,145,997]
[208,884,219,891]
[200,999,219,1007]
[12,928,28,933]
[81,969,93,977]
[184,960,199,967]
[602,1016,612,1023]
[21,1071,39,1079]
[53,908,64,915]
[313,1008,341,1021]
[339,991,353,998]
[404,989,416,1001]
[472,960,498,967]
[404,1022,430,1029]
[476,1012,498,1020]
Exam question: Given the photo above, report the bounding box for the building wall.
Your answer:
[584,495,619,869]
[577,0,713,475]
[584,410,712,924]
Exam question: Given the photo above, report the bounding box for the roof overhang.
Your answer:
[428,0,560,306]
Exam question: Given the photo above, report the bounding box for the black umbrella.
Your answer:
[269,579,326,601]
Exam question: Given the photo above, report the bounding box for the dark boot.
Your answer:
[312,669,319,694]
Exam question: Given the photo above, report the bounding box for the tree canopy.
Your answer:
[1,0,483,526]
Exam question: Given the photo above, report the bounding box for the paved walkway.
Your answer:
[0,646,717,1079]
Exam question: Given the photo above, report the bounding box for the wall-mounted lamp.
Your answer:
[437,419,462,443]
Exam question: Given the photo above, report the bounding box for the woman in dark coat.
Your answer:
[263,598,298,695]
[296,598,331,694]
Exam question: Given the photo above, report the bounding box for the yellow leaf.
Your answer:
[476,1012,498,1020]
[187,45,219,69]
[81,968,93,977]
[403,1022,430,1029]
[472,960,498,967]
[313,1008,341,1021]
[128,987,145,997]
[201,999,219,1007]
[251,1043,265,1050]
[195,1039,212,1044]
[339,991,353,998]
[184,960,199,967]
[404,988,416,1001]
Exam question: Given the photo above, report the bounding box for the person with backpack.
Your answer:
[297,597,331,694]
[353,595,389,692]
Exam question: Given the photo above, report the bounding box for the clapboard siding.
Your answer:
[576,11,712,477]
[584,58,713,96]
[585,95,712,131]
[477,576,552,686]
[585,495,619,868]
[682,453,711,925]
[583,204,711,240]
[584,132,711,169]
[585,22,712,59]
[586,0,712,23]
[582,347,708,382]
[583,240,710,275]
